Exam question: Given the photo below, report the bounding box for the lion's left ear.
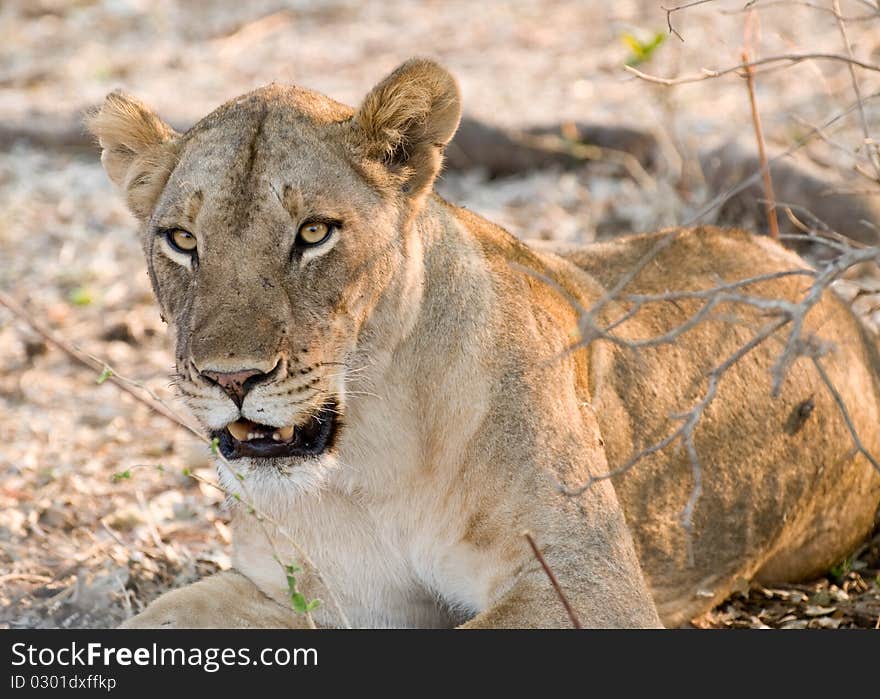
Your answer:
[353,58,462,199]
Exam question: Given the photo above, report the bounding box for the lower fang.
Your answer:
[272,432,281,441]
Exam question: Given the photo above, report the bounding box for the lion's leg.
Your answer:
[455,490,664,629]
[459,557,663,630]
[120,570,309,629]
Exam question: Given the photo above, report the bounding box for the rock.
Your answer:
[700,140,880,253]
[101,321,137,345]
[446,116,659,177]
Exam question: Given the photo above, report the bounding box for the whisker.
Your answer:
[259,386,321,401]
[344,389,382,400]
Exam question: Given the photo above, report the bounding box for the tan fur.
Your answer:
[90,60,880,629]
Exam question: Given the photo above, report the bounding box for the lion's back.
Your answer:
[541,226,880,625]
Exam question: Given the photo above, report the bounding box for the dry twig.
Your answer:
[662,0,720,41]
[624,52,880,86]
[832,0,880,181]
[0,289,351,628]
[723,0,880,22]
[523,531,583,629]
[741,49,779,239]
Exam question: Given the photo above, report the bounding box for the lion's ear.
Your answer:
[354,58,462,199]
[85,91,179,221]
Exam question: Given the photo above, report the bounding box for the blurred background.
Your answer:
[1,0,879,628]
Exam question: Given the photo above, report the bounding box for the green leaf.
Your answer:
[67,287,94,306]
[284,562,319,615]
[828,558,851,583]
[290,592,308,613]
[622,30,666,67]
[96,367,113,384]
[210,437,220,454]
[111,470,131,483]
[182,467,191,477]
[622,33,643,54]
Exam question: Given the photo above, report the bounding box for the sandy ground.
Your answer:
[1,0,879,628]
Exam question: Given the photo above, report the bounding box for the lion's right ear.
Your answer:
[85,91,179,221]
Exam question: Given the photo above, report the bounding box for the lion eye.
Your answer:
[166,229,197,253]
[296,221,332,246]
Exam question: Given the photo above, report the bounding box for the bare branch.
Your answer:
[832,0,880,181]
[624,53,880,86]
[0,289,201,437]
[523,531,583,628]
[811,357,880,474]
[723,1,880,22]
[742,49,780,239]
[661,0,719,41]
[532,231,880,556]
[0,288,352,628]
[769,246,880,395]
[561,317,788,498]
[684,90,880,226]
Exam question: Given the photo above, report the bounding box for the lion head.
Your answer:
[88,59,462,491]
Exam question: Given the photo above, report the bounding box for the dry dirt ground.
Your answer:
[1,0,879,628]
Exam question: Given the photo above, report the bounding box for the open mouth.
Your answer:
[212,400,340,460]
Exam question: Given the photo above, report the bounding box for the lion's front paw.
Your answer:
[117,570,310,629]
[118,585,211,629]
[119,606,182,629]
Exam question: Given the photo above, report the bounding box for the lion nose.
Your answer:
[200,367,272,407]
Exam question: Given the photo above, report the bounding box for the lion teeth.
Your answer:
[226,421,295,443]
[227,421,250,441]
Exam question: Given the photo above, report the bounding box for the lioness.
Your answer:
[88,59,880,628]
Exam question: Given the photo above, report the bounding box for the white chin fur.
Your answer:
[187,402,241,432]
[215,453,340,512]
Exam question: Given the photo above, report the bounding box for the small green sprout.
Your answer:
[622,31,666,67]
[68,287,94,306]
[285,563,322,615]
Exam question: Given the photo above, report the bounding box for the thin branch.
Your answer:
[811,357,880,474]
[833,0,880,181]
[662,0,719,41]
[527,230,880,553]
[0,289,351,628]
[624,52,880,86]
[684,90,880,226]
[0,289,199,436]
[742,49,780,239]
[523,531,583,629]
[769,246,880,395]
[561,317,788,497]
[723,1,880,22]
